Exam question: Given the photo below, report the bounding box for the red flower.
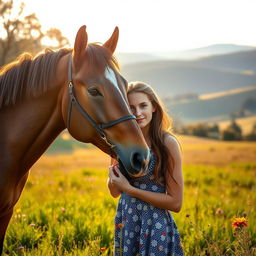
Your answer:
[161,232,166,236]
[232,217,248,230]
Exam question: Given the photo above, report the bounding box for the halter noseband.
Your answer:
[66,55,136,148]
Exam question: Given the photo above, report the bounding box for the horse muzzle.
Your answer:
[114,145,151,180]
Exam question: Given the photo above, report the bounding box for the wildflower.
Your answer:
[17,246,25,250]
[232,217,248,230]
[115,223,125,229]
[100,247,106,252]
[29,223,35,227]
[215,208,223,215]
[118,223,125,228]
[16,208,21,214]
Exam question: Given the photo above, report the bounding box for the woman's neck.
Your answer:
[141,131,151,148]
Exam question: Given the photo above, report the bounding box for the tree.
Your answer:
[222,119,242,141]
[0,0,69,66]
[244,122,256,141]
[44,28,69,50]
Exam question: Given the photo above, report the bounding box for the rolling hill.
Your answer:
[119,47,256,98]
[121,59,256,97]
[116,44,256,64]
[154,44,256,60]
[193,50,256,71]
[166,86,256,124]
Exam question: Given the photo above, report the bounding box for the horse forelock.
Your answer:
[86,43,120,72]
[0,48,71,108]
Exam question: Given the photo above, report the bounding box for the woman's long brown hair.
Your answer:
[128,81,176,185]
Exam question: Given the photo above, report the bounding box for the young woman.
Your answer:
[108,81,184,256]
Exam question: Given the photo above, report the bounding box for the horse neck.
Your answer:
[1,65,67,177]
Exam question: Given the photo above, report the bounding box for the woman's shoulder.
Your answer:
[163,133,181,157]
[163,133,179,147]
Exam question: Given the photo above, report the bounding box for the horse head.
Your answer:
[62,26,150,178]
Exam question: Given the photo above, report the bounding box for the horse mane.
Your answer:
[0,43,119,109]
[0,48,71,108]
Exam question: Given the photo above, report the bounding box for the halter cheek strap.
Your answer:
[66,55,136,146]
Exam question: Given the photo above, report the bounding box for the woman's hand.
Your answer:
[109,165,132,194]
[107,165,121,198]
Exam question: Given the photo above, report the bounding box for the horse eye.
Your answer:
[88,87,103,97]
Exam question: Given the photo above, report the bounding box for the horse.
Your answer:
[0,25,150,254]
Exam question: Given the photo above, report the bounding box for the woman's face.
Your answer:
[128,92,155,130]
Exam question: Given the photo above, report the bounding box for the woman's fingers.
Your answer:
[113,166,124,178]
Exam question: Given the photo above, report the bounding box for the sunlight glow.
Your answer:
[22,0,256,53]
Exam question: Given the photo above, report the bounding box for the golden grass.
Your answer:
[30,135,256,180]
[178,135,256,165]
[6,135,255,255]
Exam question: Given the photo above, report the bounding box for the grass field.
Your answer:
[3,135,256,255]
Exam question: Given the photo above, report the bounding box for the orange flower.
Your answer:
[232,217,248,230]
[118,223,125,228]
[100,247,106,252]
[115,223,125,229]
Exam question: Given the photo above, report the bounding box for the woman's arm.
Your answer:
[110,135,184,212]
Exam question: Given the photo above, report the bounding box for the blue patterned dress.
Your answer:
[114,155,184,256]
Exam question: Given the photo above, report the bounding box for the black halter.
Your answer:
[66,55,136,147]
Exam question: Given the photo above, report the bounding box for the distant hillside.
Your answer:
[194,49,256,71]
[116,44,256,65]
[116,52,161,65]
[166,86,256,124]
[121,59,256,96]
[156,44,256,60]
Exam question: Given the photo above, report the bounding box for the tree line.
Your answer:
[0,0,69,67]
[176,119,256,141]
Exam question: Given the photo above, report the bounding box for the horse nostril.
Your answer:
[130,151,143,173]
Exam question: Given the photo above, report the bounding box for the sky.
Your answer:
[22,0,256,53]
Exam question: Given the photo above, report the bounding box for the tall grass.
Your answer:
[3,149,256,255]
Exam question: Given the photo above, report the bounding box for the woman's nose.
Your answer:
[134,108,142,116]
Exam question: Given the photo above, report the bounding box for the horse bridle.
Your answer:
[66,55,136,149]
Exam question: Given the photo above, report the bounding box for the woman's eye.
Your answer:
[88,87,103,97]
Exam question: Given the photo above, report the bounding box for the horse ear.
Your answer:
[103,27,119,54]
[73,25,88,67]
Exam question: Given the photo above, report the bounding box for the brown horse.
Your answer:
[0,26,150,254]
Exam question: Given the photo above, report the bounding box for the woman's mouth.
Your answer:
[136,118,144,123]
